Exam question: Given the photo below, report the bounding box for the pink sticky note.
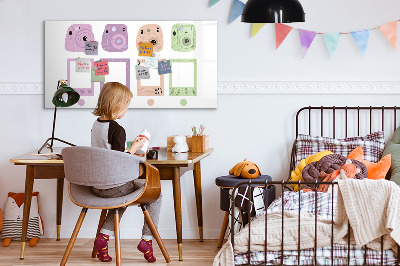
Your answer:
[94,60,109,76]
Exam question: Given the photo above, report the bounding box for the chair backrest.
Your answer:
[62,146,145,187]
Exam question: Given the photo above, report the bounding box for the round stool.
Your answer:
[215,175,275,248]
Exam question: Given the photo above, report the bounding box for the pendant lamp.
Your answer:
[38,80,80,154]
[241,0,305,23]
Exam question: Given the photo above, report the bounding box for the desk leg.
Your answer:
[56,178,64,241]
[20,165,35,259]
[172,167,183,261]
[193,161,204,242]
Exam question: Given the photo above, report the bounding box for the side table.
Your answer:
[215,175,275,248]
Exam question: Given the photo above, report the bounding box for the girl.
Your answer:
[91,82,161,263]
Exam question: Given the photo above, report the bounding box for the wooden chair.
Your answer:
[60,146,171,265]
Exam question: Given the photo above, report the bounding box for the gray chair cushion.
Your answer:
[69,180,145,208]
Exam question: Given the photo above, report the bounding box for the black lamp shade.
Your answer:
[52,84,80,107]
[241,0,305,23]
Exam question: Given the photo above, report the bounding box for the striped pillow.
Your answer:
[294,131,385,166]
[1,217,41,240]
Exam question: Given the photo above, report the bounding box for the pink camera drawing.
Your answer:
[65,24,95,52]
[102,24,128,52]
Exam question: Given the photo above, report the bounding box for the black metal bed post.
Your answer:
[298,180,301,266]
[314,180,318,266]
[264,180,268,266]
[247,180,252,264]
[331,182,334,265]
[281,181,285,266]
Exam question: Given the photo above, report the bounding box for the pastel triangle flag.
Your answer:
[229,0,245,24]
[323,33,341,58]
[275,23,293,49]
[251,23,266,38]
[351,29,370,55]
[209,0,220,7]
[378,21,398,50]
[298,29,317,58]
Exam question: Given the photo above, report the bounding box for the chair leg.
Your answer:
[217,211,230,248]
[114,209,121,266]
[141,205,171,263]
[91,209,108,258]
[60,208,88,266]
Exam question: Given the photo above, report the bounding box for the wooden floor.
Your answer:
[0,239,221,265]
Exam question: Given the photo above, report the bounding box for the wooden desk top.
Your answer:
[10,147,214,166]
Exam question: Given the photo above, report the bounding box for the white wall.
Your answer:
[1,0,400,239]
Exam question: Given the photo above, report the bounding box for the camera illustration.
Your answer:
[136,24,164,53]
[65,24,95,52]
[171,24,196,52]
[102,24,128,52]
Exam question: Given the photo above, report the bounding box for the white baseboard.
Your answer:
[1,81,400,95]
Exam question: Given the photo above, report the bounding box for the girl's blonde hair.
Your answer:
[93,82,133,120]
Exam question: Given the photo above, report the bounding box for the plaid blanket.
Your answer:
[234,191,397,265]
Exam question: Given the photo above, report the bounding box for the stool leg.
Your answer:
[217,211,230,248]
[114,209,121,266]
[92,209,107,258]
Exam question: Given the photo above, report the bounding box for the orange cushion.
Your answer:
[348,146,391,180]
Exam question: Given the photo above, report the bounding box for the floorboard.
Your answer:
[0,239,222,265]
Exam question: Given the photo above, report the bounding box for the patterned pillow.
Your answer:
[294,131,385,166]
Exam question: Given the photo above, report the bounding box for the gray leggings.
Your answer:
[92,180,162,240]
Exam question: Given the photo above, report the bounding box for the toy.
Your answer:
[1,192,43,247]
[229,159,261,179]
[101,24,128,52]
[289,150,333,191]
[172,135,189,153]
[136,129,150,155]
[348,146,391,180]
[171,23,196,52]
[136,24,164,52]
[65,24,95,52]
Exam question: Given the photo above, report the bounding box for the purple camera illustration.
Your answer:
[101,24,128,52]
[65,24,95,52]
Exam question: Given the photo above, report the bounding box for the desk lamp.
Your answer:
[241,0,305,23]
[38,80,80,154]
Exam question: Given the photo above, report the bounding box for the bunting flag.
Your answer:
[351,29,370,55]
[275,23,293,49]
[298,29,317,58]
[229,0,245,24]
[323,33,341,58]
[251,23,266,38]
[378,21,398,50]
[209,0,220,7]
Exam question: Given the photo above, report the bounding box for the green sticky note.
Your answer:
[126,141,133,150]
[91,67,105,82]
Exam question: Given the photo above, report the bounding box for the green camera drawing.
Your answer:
[171,23,196,52]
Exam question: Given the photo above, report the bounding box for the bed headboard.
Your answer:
[290,106,400,179]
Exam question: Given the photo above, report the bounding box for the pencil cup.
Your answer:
[191,135,209,153]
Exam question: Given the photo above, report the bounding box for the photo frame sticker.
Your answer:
[169,59,197,96]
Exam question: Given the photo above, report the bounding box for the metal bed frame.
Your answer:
[230,106,400,266]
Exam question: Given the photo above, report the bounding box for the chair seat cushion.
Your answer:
[70,180,145,208]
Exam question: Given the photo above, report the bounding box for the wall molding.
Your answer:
[1,81,400,95]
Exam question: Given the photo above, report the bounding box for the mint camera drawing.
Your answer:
[171,24,196,52]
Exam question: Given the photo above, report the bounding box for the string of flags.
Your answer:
[209,0,399,58]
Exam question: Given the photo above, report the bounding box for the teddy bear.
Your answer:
[1,192,43,247]
[229,159,261,179]
[172,135,189,153]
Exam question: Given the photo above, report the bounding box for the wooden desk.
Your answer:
[10,147,213,261]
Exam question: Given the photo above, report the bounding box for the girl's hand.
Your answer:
[129,137,147,154]
[134,149,149,157]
